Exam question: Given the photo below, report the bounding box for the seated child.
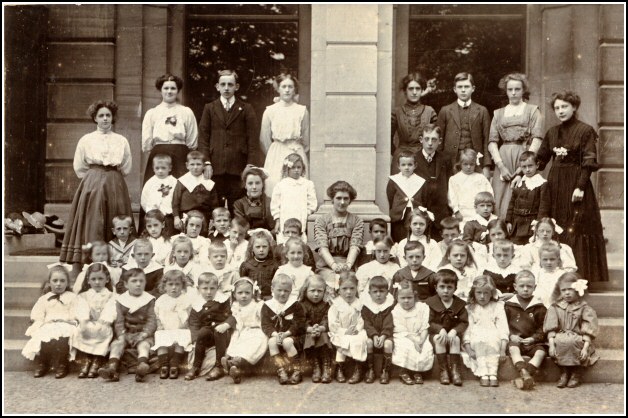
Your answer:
[221,278,268,384]
[448,149,493,225]
[437,239,479,301]
[261,274,306,385]
[472,218,527,270]
[462,192,498,246]
[71,263,116,379]
[72,240,120,293]
[208,207,231,245]
[142,209,173,266]
[163,235,203,291]
[356,236,399,299]
[387,150,426,242]
[328,271,368,384]
[226,216,249,270]
[504,270,547,390]
[121,238,164,296]
[98,268,157,382]
[22,266,78,378]
[505,151,547,245]
[172,150,219,232]
[108,215,137,268]
[391,280,434,385]
[273,237,314,300]
[425,269,468,386]
[273,218,316,270]
[461,275,509,387]
[390,241,435,302]
[185,272,234,381]
[361,276,395,384]
[182,210,210,263]
[239,228,280,300]
[299,275,334,384]
[544,272,599,388]
[152,271,193,380]
[393,208,442,271]
[437,216,462,257]
[141,154,177,237]
[519,217,577,272]
[533,242,568,308]
[482,239,520,299]
[357,218,398,267]
[204,241,239,297]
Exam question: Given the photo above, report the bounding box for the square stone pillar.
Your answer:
[309,4,392,222]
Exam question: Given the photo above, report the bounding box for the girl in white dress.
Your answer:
[393,208,442,271]
[448,149,493,226]
[438,239,479,301]
[72,240,120,293]
[328,271,368,384]
[70,263,116,378]
[22,266,78,378]
[391,280,434,385]
[164,235,203,292]
[182,210,210,264]
[533,242,568,308]
[271,153,317,243]
[261,73,310,196]
[142,209,173,266]
[356,236,400,299]
[152,270,193,379]
[461,275,509,387]
[519,217,577,272]
[221,278,268,384]
[273,237,314,299]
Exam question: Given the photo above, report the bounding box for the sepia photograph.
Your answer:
[3,3,625,414]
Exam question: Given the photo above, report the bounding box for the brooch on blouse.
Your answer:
[158,184,172,197]
[553,147,568,157]
[165,116,177,127]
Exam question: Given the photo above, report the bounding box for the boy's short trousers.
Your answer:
[507,341,547,356]
[368,337,393,354]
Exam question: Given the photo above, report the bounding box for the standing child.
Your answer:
[356,236,399,299]
[482,239,520,298]
[226,216,249,270]
[98,268,156,382]
[520,217,577,272]
[506,151,547,245]
[273,218,316,269]
[533,242,568,308]
[261,274,306,385]
[273,237,314,300]
[172,150,219,232]
[71,264,116,378]
[22,266,78,378]
[461,275,509,387]
[390,241,435,302]
[221,278,268,384]
[448,149,493,225]
[240,229,279,300]
[164,235,203,290]
[299,275,334,384]
[152,271,193,380]
[437,217,462,257]
[261,73,310,196]
[208,207,231,245]
[361,276,395,384]
[181,210,210,264]
[121,239,164,296]
[198,69,260,213]
[391,280,434,385]
[462,192,498,246]
[72,240,117,293]
[437,239,479,301]
[233,165,275,231]
[387,150,426,242]
[271,153,317,244]
[413,124,454,239]
[504,270,547,390]
[142,209,173,267]
[185,272,235,381]
[393,208,442,272]
[108,215,136,269]
[205,241,240,297]
[544,272,599,388]
[328,271,369,384]
[140,154,177,237]
[425,269,468,386]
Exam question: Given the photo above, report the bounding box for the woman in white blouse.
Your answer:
[60,101,133,272]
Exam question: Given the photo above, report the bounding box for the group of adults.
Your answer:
[59,71,608,283]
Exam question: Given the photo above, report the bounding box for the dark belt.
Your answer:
[89,164,117,171]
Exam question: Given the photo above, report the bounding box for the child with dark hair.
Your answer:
[273,218,316,269]
[390,241,435,301]
[356,236,399,299]
[387,150,425,242]
[462,192,498,246]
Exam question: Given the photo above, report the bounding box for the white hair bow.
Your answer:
[283,159,294,168]
[392,282,402,290]
[480,230,489,241]
[81,242,93,251]
[233,277,260,293]
[476,152,483,166]
[244,164,270,178]
[571,279,588,296]
[551,219,564,235]
[181,213,188,224]
[417,206,435,222]
[333,273,341,290]
[248,228,272,237]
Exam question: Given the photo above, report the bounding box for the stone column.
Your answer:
[309,4,393,225]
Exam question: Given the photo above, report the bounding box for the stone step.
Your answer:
[584,292,623,318]
[4,309,31,340]
[4,339,623,384]
[4,283,43,309]
[595,318,624,350]
[3,256,63,283]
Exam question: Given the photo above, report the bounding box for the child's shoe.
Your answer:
[320,352,333,384]
[184,366,200,381]
[55,364,69,379]
[364,355,375,384]
[519,367,534,390]
[273,355,290,385]
[54,339,70,379]
[135,361,150,382]
[88,356,104,378]
[566,368,581,388]
[557,368,570,388]
[489,375,499,387]
[206,365,226,381]
[449,354,463,386]
[78,357,92,379]
[33,356,49,378]
[98,358,120,382]
[347,360,362,384]
[289,356,303,385]
[399,370,414,385]
[436,353,450,385]
[335,363,347,383]
[311,357,322,383]
[160,366,169,379]
[413,372,424,385]
[169,366,179,379]
[227,358,243,384]
[480,376,490,387]
[380,353,391,384]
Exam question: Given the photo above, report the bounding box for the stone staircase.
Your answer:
[4,255,624,383]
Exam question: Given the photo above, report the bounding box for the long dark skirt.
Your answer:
[60,166,133,264]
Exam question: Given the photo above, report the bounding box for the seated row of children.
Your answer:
[26,248,598,390]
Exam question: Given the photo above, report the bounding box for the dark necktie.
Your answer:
[48,294,63,303]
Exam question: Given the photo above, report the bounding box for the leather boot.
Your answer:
[567,367,581,388]
[289,355,303,385]
[320,349,333,384]
[273,355,289,385]
[88,356,104,378]
[311,355,322,383]
[98,358,120,382]
[158,354,169,379]
[54,339,70,379]
[184,366,200,381]
[519,367,534,390]
[437,354,450,385]
[380,353,391,384]
[33,354,49,378]
[348,360,362,384]
[335,362,347,383]
[399,369,414,385]
[449,354,463,386]
[78,355,92,379]
[557,367,570,388]
[169,352,183,379]
[135,357,150,382]
[364,353,375,384]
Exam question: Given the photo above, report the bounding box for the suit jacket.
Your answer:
[413,151,453,227]
[437,101,492,167]
[198,98,260,176]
